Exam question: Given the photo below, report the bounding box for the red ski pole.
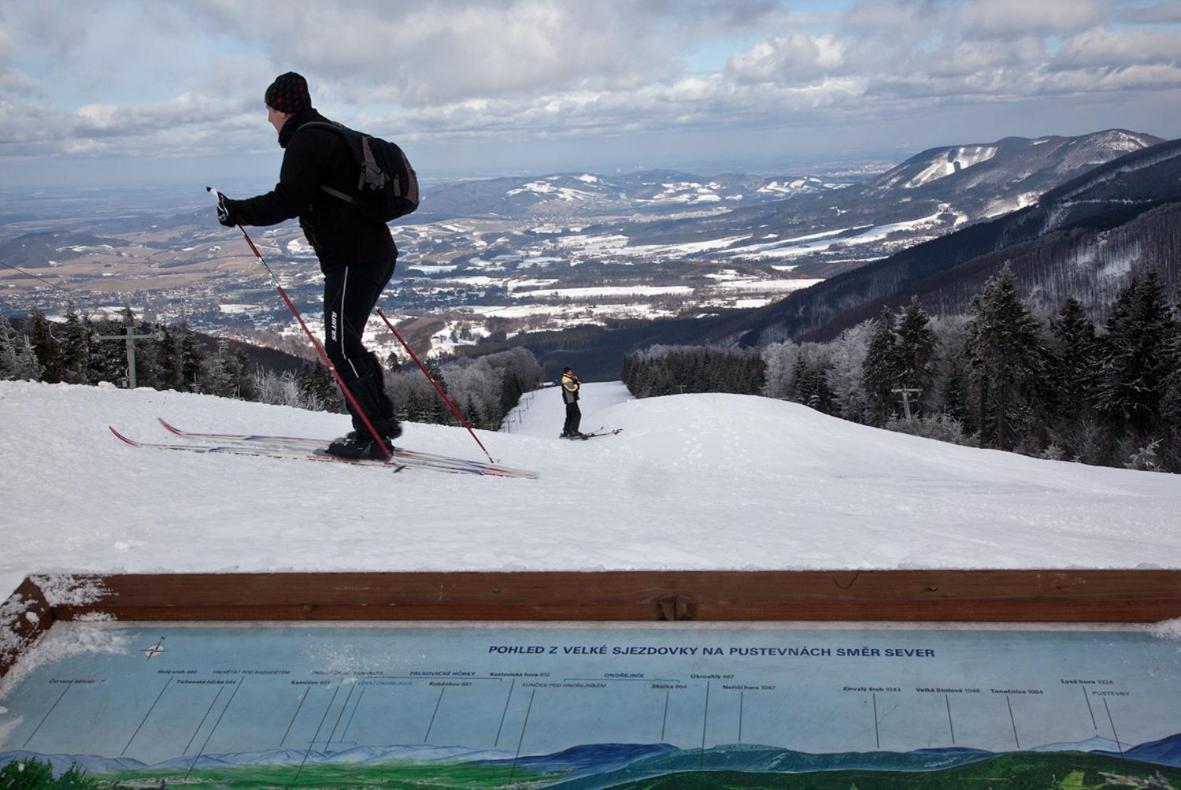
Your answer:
[376,308,496,464]
[208,187,393,461]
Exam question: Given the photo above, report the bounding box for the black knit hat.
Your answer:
[265,72,311,113]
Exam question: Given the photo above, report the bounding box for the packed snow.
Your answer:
[903,145,998,188]
[2,379,1180,600]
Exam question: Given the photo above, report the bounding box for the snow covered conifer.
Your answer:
[761,342,799,400]
[0,315,40,381]
[825,321,872,422]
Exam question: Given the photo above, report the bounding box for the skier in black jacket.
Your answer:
[216,72,399,459]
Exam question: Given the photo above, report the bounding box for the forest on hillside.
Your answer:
[624,266,1181,473]
[0,308,543,433]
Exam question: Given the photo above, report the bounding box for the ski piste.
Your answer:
[107,420,538,479]
[564,428,623,440]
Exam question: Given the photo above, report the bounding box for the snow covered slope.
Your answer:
[1,379,1179,598]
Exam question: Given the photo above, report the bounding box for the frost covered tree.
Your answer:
[0,315,20,379]
[762,341,800,400]
[825,320,872,422]
[0,315,41,381]
[929,315,971,427]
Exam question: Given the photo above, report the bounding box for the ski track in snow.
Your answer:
[1,379,1180,599]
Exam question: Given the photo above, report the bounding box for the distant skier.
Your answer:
[560,367,582,438]
[214,72,399,459]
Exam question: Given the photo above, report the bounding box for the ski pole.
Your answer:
[375,308,496,464]
[207,187,393,461]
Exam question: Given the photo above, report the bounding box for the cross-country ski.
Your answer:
[561,428,623,440]
[111,423,537,478]
[109,426,410,473]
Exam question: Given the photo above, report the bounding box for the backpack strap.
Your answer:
[296,121,362,206]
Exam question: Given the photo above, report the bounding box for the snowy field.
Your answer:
[2,378,1180,599]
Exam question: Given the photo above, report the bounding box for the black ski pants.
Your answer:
[322,252,397,435]
[563,402,581,435]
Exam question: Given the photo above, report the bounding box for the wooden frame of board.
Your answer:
[4,569,1180,680]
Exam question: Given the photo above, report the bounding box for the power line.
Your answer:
[0,259,71,291]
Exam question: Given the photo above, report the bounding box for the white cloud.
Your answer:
[1121,1,1181,24]
[958,0,1112,36]
[727,33,846,83]
[1056,27,1181,68]
[0,0,1177,178]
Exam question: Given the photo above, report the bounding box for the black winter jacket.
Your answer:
[233,108,395,273]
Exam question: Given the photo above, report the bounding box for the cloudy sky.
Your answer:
[2,0,1180,188]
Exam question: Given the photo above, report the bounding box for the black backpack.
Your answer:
[302,121,419,223]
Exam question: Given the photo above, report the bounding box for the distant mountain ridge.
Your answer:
[707,136,1181,345]
[7,731,1179,782]
[574,128,1166,281]
[417,169,853,220]
[865,130,1160,216]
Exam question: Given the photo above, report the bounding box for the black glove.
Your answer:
[216,195,239,227]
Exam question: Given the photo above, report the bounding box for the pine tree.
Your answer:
[894,296,936,415]
[200,339,238,397]
[297,362,343,413]
[28,308,63,383]
[1049,297,1097,419]
[59,304,90,384]
[965,265,1045,451]
[157,327,182,391]
[861,306,899,425]
[1163,312,1181,429]
[424,360,451,423]
[236,352,258,401]
[789,349,833,413]
[176,321,204,392]
[1094,271,1178,436]
[87,314,125,384]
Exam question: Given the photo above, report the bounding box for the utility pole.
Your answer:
[96,311,161,389]
[891,386,922,421]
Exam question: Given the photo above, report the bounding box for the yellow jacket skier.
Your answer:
[561,367,582,438]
